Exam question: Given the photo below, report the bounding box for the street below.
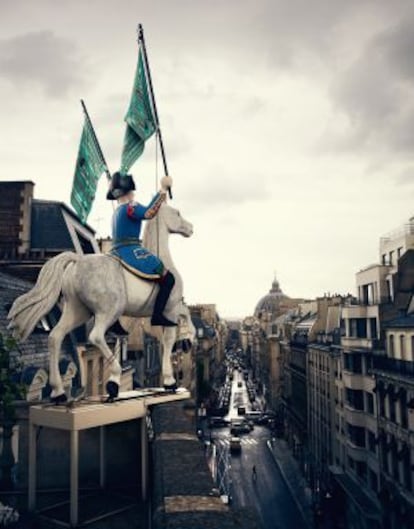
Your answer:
[208,365,307,529]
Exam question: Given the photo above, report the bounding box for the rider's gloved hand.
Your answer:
[160,175,173,193]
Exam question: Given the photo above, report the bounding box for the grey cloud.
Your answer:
[376,18,414,81]
[0,31,90,97]
[322,7,414,156]
[179,171,269,213]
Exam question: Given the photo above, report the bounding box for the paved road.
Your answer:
[211,369,306,529]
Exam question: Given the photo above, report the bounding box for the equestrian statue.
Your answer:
[7,174,194,403]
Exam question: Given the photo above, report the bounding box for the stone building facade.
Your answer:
[330,219,414,529]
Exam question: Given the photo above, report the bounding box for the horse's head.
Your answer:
[161,204,193,238]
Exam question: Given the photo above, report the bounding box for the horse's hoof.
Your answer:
[51,393,67,405]
[106,381,119,400]
[164,383,177,393]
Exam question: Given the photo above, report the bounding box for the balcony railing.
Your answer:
[290,335,308,349]
[371,356,414,378]
[341,337,381,350]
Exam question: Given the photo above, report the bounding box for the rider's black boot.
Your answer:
[151,271,177,327]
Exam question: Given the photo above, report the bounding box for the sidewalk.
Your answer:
[267,438,314,529]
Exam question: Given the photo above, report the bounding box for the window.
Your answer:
[400,335,406,359]
[379,392,386,418]
[350,318,367,338]
[366,392,374,414]
[400,389,408,429]
[346,389,364,410]
[389,251,394,266]
[382,254,387,265]
[344,353,362,373]
[403,449,412,492]
[386,279,393,302]
[347,424,366,447]
[397,247,403,260]
[389,393,396,423]
[389,334,395,356]
[356,461,367,481]
[382,437,389,474]
[370,470,378,492]
[392,443,399,480]
[361,284,369,305]
[368,431,376,453]
[370,318,377,339]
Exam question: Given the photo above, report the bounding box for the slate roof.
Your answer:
[0,271,76,373]
[384,315,414,329]
[30,199,95,250]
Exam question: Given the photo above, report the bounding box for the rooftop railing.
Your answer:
[380,221,414,242]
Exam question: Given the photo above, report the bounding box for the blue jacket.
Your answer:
[112,192,165,244]
[109,192,165,279]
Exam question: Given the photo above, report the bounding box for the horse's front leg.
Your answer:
[162,326,177,389]
[89,316,122,400]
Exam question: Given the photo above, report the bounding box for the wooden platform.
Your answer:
[28,388,190,527]
[30,388,190,430]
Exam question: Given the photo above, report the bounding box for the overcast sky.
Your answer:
[1,0,414,317]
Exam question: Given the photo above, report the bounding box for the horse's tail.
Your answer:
[7,251,80,342]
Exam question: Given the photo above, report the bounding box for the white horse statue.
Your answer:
[7,203,194,403]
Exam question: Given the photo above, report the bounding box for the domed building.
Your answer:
[255,276,288,318]
[255,275,292,319]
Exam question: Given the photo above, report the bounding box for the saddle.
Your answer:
[108,253,160,280]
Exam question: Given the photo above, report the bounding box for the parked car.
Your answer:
[256,415,271,425]
[230,437,242,454]
[208,417,229,428]
[230,420,253,435]
[245,411,263,423]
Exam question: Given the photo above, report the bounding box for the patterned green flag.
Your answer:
[120,47,156,173]
[70,117,107,223]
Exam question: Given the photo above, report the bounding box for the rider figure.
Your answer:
[106,172,177,327]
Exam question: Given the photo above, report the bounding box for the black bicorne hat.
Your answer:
[106,172,136,200]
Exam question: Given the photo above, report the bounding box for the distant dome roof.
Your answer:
[255,276,288,316]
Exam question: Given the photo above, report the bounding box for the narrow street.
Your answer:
[209,366,307,529]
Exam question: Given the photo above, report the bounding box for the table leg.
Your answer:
[28,423,37,511]
[99,426,105,488]
[140,418,148,501]
[70,430,79,526]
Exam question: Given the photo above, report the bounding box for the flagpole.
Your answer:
[80,99,111,181]
[138,24,173,199]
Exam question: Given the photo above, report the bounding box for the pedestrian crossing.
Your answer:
[214,438,259,447]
